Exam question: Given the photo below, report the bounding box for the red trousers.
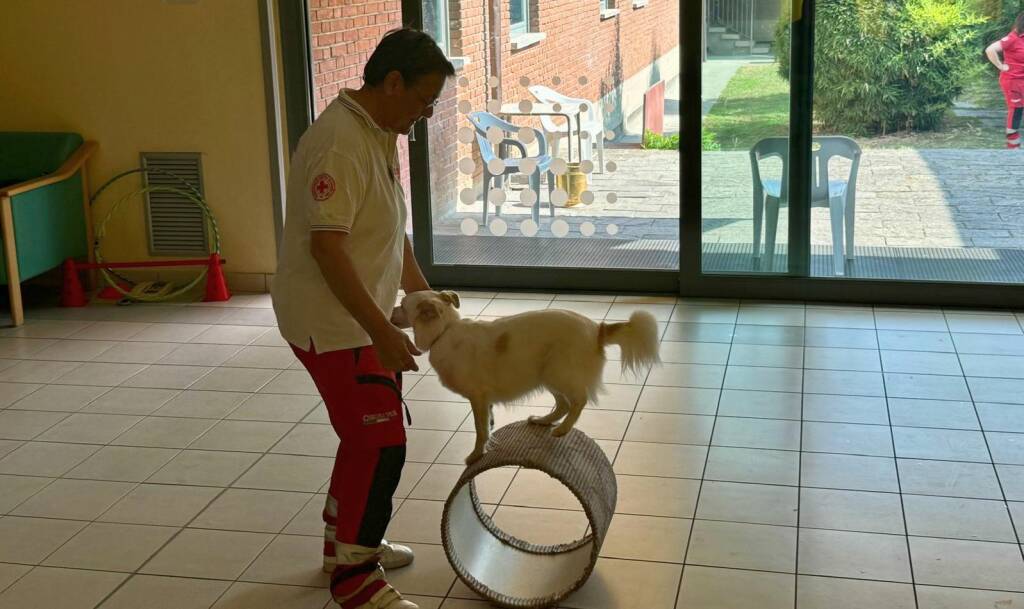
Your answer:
[290,342,407,606]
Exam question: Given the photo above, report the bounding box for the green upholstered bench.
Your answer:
[0,132,97,326]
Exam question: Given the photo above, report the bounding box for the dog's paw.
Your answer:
[528,415,554,426]
[465,449,484,465]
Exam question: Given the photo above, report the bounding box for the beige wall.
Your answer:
[0,0,279,286]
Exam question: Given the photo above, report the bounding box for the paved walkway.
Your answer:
[437,148,1024,251]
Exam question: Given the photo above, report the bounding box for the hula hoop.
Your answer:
[89,168,222,302]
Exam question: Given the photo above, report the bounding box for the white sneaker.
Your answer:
[359,584,418,609]
[324,538,414,572]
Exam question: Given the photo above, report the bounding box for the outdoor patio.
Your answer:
[430,147,1024,282]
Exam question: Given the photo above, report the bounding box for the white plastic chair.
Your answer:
[528,85,606,171]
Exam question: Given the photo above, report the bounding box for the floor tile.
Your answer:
[804,347,880,372]
[239,533,327,587]
[724,365,803,393]
[954,333,1024,356]
[737,304,805,327]
[227,394,320,423]
[159,343,244,367]
[670,304,738,324]
[805,307,876,329]
[0,516,85,563]
[916,586,1024,609]
[190,420,292,453]
[130,323,211,343]
[99,484,220,526]
[0,563,30,595]
[732,324,804,346]
[0,360,80,383]
[223,346,297,369]
[677,565,794,609]
[142,528,273,579]
[601,514,691,562]
[94,341,179,364]
[998,464,1024,501]
[712,417,801,451]
[717,389,801,420]
[121,365,213,389]
[887,373,971,401]
[146,449,259,487]
[0,475,52,514]
[607,302,674,322]
[646,363,724,389]
[209,581,330,609]
[0,338,56,359]
[153,390,250,419]
[658,341,731,365]
[801,453,900,492]
[636,386,719,415]
[887,398,979,430]
[112,416,216,449]
[66,446,179,483]
[561,558,682,609]
[704,446,800,486]
[804,327,877,349]
[875,311,948,332]
[385,543,458,597]
[804,369,884,397]
[968,377,1024,405]
[0,566,126,609]
[696,481,798,526]
[903,495,1017,542]
[232,454,333,492]
[488,505,590,548]
[614,442,708,478]
[898,459,1004,499]
[625,413,714,445]
[190,325,268,345]
[8,384,108,412]
[910,536,1024,591]
[687,520,796,573]
[0,410,68,440]
[892,427,990,462]
[615,474,701,518]
[191,489,309,534]
[728,344,803,368]
[97,574,230,609]
[81,387,179,415]
[410,464,514,503]
[503,469,583,511]
[69,321,149,340]
[406,429,455,463]
[36,413,142,444]
[877,330,954,353]
[43,522,177,571]
[0,442,99,477]
[881,350,962,376]
[945,313,1021,334]
[191,367,280,392]
[12,478,133,520]
[987,432,1024,465]
[663,322,734,343]
[270,423,336,457]
[0,382,41,408]
[798,528,911,582]
[802,394,888,425]
[796,576,914,609]
[799,488,905,534]
[960,354,1024,379]
[976,402,1024,433]
[54,362,148,386]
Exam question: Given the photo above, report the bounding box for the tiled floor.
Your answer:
[1,293,1023,608]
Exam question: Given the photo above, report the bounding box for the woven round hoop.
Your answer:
[441,420,617,608]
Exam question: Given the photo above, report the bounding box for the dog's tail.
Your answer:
[598,311,661,377]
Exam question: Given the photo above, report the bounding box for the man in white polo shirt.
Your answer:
[272,29,453,609]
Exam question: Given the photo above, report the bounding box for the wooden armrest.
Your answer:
[0,140,98,198]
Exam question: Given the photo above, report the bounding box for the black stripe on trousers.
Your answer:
[356,443,406,548]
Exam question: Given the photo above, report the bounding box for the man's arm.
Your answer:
[310,231,419,371]
[400,234,430,294]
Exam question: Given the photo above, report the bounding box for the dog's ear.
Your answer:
[439,290,460,309]
[416,299,440,321]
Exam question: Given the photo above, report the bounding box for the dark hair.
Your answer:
[363,28,455,87]
[1016,13,1024,35]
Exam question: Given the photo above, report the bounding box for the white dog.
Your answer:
[399,290,661,464]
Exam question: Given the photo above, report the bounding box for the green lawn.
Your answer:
[703,63,1006,151]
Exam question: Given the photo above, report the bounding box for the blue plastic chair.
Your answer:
[468,112,555,224]
[750,136,861,275]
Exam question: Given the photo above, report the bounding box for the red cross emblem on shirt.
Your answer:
[311,173,336,201]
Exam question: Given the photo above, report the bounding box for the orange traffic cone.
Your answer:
[203,253,230,302]
[60,259,87,307]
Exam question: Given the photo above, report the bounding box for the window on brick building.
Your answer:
[510,0,529,34]
[423,0,450,56]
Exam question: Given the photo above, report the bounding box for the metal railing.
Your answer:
[707,0,754,43]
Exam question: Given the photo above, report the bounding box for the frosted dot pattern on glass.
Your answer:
[489,218,508,236]
[607,193,618,203]
[605,130,615,140]
[459,158,476,175]
[552,76,562,86]
[606,223,620,236]
[518,100,534,113]
[551,219,570,237]
[580,161,595,174]
[488,189,507,205]
[458,100,472,114]
[486,126,503,145]
[519,76,531,87]
[458,76,470,87]
[461,218,479,236]
[606,161,618,173]
[520,159,539,175]
[550,159,568,175]
[458,127,475,144]
[520,189,539,206]
[487,100,501,113]
[581,131,590,140]
[518,128,536,144]
[578,76,588,85]
[581,221,596,236]
[580,191,595,205]
[488,76,500,87]
[551,189,569,207]
[520,219,539,237]
[459,188,476,204]
[487,159,506,175]
[580,103,589,113]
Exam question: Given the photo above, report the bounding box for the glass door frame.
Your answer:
[279,0,1024,306]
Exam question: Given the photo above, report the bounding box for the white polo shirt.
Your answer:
[271,90,407,353]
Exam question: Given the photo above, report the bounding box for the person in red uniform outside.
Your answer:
[987,13,1024,148]
[272,29,454,609]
